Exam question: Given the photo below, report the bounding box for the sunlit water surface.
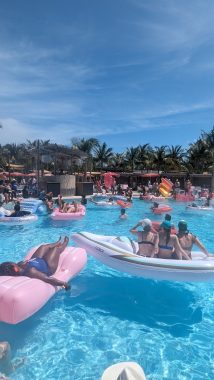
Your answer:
[0,199,214,380]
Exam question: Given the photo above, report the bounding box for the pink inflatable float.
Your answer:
[50,205,86,220]
[0,246,87,324]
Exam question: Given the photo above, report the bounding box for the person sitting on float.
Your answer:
[177,220,210,259]
[81,195,87,205]
[151,202,159,211]
[130,219,159,258]
[158,221,190,260]
[0,237,70,290]
[45,192,54,212]
[0,201,11,217]
[7,202,31,218]
[60,200,79,213]
[55,194,63,208]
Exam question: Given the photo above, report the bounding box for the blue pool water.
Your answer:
[1,199,214,380]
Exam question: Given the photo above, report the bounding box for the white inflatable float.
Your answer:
[0,214,38,225]
[0,246,87,324]
[186,205,214,212]
[20,198,47,214]
[90,200,118,206]
[72,232,214,282]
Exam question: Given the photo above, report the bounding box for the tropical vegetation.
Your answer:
[0,126,214,189]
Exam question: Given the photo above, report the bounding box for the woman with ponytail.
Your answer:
[158,221,190,260]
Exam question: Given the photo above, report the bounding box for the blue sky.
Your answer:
[0,0,214,152]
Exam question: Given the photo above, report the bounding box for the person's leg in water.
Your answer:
[30,237,62,259]
[41,236,69,275]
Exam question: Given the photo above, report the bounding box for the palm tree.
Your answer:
[151,146,167,172]
[71,137,99,173]
[165,145,187,171]
[136,144,151,171]
[187,140,209,173]
[201,127,214,191]
[110,152,126,171]
[125,147,139,172]
[93,142,113,170]
[71,137,99,155]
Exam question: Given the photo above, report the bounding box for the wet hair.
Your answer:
[165,229,171,245]
[165,214,171,221]
[14,203,21,212]
[0,262,20,276]
[160,221,172,245]
[144,225,151,232]
[121,208,126,215]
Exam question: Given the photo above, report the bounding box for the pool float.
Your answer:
[50,205,86,220]
[159,178,173,197]
[0,246,87,324]
[72,231,214,282]
[139,194,152,200]
[116,200,132,208]
[186,205,214,212]
[90,199,118,207]
[174,192,195,202]
[20,198,47,214]
[152,204,172,214]
[0,214,38,225]
[151,221,177,234]
[139,194,167,201]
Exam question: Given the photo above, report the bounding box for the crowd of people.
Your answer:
[130,215,210,260]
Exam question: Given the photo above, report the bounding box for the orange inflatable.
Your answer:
[153,205,172,214]
[116,200,132,208]
[159,178,173,197]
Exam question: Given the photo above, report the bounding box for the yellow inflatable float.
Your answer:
[159,178,173,197]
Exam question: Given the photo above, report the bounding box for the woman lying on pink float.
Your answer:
[0,237,71,290]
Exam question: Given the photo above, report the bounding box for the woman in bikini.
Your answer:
[130,218,159,257]
[158,221,190,260]
[0,237,71,290]
[177,220,209,259]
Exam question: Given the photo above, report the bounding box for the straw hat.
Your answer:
[101,362,147,380]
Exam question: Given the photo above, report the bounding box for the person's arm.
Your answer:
[152,234,159,257]
[26,267,71,290]
[173,236,191,260]
[130,222,141,235]
[193,236,209,256]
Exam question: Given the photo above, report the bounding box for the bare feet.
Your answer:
[60,236,69,250]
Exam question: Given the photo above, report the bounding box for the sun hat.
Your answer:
[160,220,172,230]
[101,362,147,380]
[178,220,188,232]
[140,218,152,227]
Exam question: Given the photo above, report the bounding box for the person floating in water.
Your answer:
[0,341,24,379]
[119,208,127,219]
[0,237,71,290]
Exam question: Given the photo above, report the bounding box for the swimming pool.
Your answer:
[1,199,214,379]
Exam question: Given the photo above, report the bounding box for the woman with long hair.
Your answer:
[158,221,190,260]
